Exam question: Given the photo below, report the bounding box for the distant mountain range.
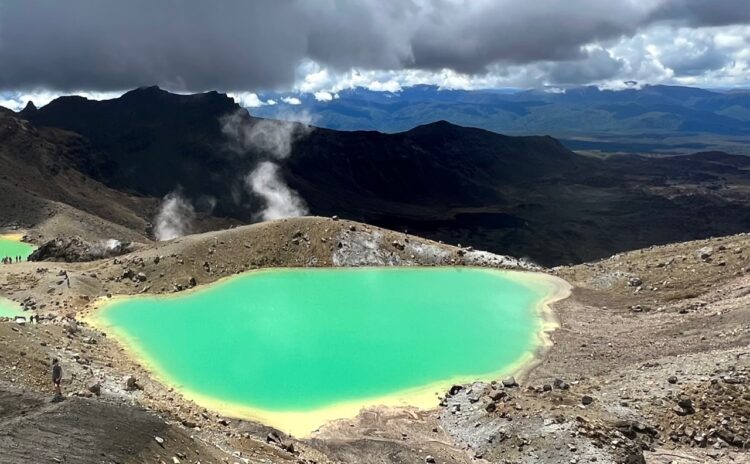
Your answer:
[7,87,750,265]
[252,84,750,155]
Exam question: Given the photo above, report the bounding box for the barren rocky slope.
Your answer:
[0,109,238,249]
[0,217,747,464]
[0,110,155,243]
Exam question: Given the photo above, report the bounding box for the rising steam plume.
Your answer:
[154,190,195,240]
[245,161,308,220]
[221,109,311,221]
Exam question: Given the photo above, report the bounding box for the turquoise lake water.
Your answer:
[0,297,26,318]
[97,267,553,413]
[0,236,36,261]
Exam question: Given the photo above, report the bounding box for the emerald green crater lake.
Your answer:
[0,236,36,261]
[96,267,561,431]
[0,297,25,318]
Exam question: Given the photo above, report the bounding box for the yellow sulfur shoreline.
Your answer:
[0,233,25,241]
[85,267,571,437]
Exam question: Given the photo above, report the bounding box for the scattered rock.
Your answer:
[489,390,507,401]
[553,378,570,390]
[87,382,101,396]
[124,375,141,391]
[502,377,518,388]
[265,430,295,453]
[697,246,713,261]
[673,398,695,415]
[448,385,463,396]
[62,319,78,335]
[266,431,283,446]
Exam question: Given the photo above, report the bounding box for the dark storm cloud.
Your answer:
[660,45,732,76]
[0,0,412,91]
[0,0,748,92]
[407,1,653,73]
[544,49,625,85]
[0,0,310,91]
[652,0,750,27]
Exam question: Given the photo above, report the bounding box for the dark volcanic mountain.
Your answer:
[15,88,750,265]
[25,86,240,199]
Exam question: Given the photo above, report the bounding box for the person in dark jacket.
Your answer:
[52,358,63,401]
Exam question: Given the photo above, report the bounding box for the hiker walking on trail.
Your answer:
[62,271,70,288]
[52,358,63,401]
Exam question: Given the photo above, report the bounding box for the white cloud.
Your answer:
[0,89,123,111]
[313,91,333,101]
[229,92,282,108]
[285,23,750,94]
[281,96,302,105]
[229,92,269,108]
[367,80,402,92]
[602,24,750,87]
[296,61,334,93]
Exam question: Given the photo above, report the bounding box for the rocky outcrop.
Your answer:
[28,236,135,262]
[332,226,536,270]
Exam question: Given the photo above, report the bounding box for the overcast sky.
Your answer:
[1,0,749,109]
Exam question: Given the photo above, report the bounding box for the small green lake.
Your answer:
[94,267,564,434]
[0,235,36,261]
[0,297,26,318]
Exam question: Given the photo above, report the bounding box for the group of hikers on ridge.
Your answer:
[1,255,23,264]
